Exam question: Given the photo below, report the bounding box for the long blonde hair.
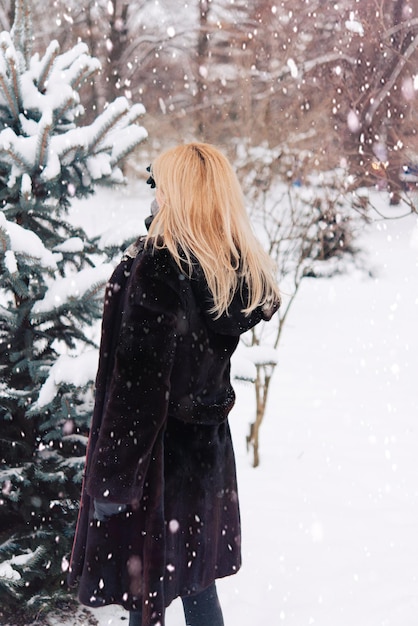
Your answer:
[146,142,280,317]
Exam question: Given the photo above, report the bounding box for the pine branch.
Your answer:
[88,97,130,153]
[48,47,100,98]
[57,145,79,167]
[52,42,89,72]
[42,47,98,125]
[0,68,19,120]
[10,0,32,69]
[50,127,85,164]
[0,303,14,322]
[20,173,32,210]
[54,92,80,128]
[34,468,65,484]
[2,545,47,586]
[115,102,146,129]
[37,40,60,94]
[69,55,101,92]
[110,125,148,167]
[35,111,53,170]
[82,279,109,304]
[0,535,21,558]
[0,579,23,598]
[0,141,32,172]
[22,1,32,68]
[0,221,12,253]
[5,48,22,111]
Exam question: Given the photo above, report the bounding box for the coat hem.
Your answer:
[76,563,241,612]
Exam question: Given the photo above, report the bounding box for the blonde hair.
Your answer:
[146,142,280,317]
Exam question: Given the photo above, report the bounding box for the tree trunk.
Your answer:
[246,362,275,467]
[196,0,210,138]
[107,0,129,104]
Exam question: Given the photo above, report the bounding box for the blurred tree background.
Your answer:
[1,0,417,200]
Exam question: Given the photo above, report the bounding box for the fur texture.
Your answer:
[68,236,278,625]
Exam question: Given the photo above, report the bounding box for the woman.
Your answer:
[68,143,280,626]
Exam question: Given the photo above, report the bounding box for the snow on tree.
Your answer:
[0,0,147,619]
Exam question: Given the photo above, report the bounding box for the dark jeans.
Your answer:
[128,582,224,626]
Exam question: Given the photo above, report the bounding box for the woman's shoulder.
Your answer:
[120,237,179,284]
[136,240,181,280]
[121,236,146,262]
[127,240,188,311]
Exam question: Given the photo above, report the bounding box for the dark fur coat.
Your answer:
[68,233,278,625]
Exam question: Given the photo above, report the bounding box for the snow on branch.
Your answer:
[34,350,99,408]
[87,97,131,152]
[0,212,57,270]
[109,124,148,167]
[0,38,20,119]
[113,102,147,129]
[0,546,45,584]
[62,53,101,92]
[10,0,32,69]
[51,42,90,73]
[0,128,35,173]
[0,31,147,189]
[232,344,279,384]
[4,45,22,111]
[36,40,60,94]
[35,109,53,169]
[33,263,113,315]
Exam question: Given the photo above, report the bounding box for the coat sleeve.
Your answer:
[85,250,181,505]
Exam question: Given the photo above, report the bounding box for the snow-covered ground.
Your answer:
[65,186,418,626]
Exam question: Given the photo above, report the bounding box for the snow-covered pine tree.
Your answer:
[0,0,147,619]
